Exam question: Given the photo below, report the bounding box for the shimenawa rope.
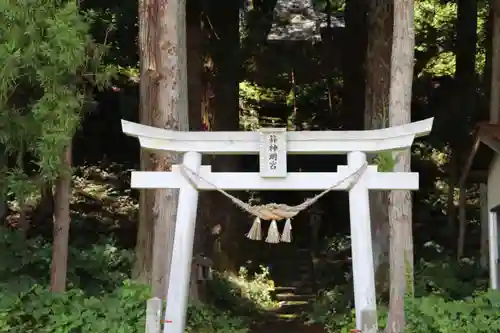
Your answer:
[179,163,368,243]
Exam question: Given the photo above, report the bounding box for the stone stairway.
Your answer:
[272,248,317,318]
[251,248,326,333]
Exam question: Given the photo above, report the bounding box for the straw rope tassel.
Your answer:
[246,217,262,241]
[281,218,292,243]
[266,220,281,243]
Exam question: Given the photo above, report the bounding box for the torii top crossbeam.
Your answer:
[121,118,434,155]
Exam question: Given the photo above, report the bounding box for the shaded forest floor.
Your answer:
[6,163,330,332]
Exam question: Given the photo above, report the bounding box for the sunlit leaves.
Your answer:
[415,0,488,77]
[0,0,112,203]
[422,51,456,77]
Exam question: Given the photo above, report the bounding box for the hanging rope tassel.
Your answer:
[265,220,281,244]
[281,218,292,243]
[246,217,262,241]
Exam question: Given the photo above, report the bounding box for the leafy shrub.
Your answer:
[405,291,500,332]
[308,290,500,333]
[308,258,496,333]
[207,266,278,315]
[0,280,148,333]
[0,227,132,294]
[306,284,387,333]
[186,301,249,333]
[0,227,256,332]
[306,285,352,325]
[413,258,488,299]
[0,280,249,333]
[309,291,500,333]
[0,227,265,332]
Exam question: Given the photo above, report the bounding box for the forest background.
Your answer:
[0,0,498,332]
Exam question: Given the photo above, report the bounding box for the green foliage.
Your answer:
[0,0,114,203]
[374,151,398,172]
[0,281,249,333]
[306,285,353,325]
[239,81,288,129]
[415,0,488,77]
[0,227,250,332]
[186,301,249,333]
[405,291,500,333]
[311,0,345,13]
[308,258,494,333]
[0,281,146,333]
[207,266,278,315]
[306,284,388,333]
[309,291,500,333]
[0,227,132,294]
[413,258,488,300]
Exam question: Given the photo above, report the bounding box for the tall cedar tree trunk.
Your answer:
[365,0,393,300]
[342,0,366,130]
[491,0,500,123]
[50,144,72,292]
[456,0,477,259]
[150,0,189,298]
[134,0,157,284]
[386,0,414,331]
[187,0,204,300]
[204,0,241,273]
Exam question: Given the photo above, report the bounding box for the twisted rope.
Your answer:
[179,163,368,221]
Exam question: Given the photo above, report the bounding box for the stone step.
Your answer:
[273,301,311,315]
[274,286,297,292]
[275,293,316,302]
[274,285,314,294]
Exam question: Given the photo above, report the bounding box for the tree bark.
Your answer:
[135,0,189,297]
[480,183,489,268]
[342,0,367,130]
[204,0,242,273]
[386,0,415,331]
[148,0,190,299]
[365,0,393,300]
[455,0,477,259]
[187,0,204,300]
[50,144,72,293]
[457,186,467,258]
[134,0,158,284]
[491,0,500,124]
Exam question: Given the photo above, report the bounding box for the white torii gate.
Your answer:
[122,118,434,333]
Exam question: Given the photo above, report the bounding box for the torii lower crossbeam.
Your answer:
[131,165,419,190]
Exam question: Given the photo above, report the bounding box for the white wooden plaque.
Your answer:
[259,128,287,178]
